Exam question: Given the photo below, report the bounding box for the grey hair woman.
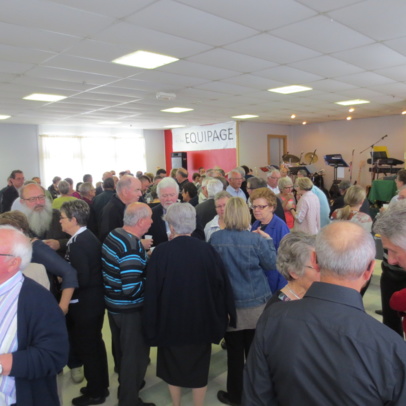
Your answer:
[266,232,318,306]
[143,202,236,406]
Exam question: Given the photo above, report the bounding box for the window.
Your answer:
[39,133,146,187]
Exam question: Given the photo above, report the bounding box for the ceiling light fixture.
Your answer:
[291,114,296,119]
[335,99,369,106]
[0,115,11,120]
[99,121,121,125]
[161,107,193,113]
[232,114,258,119]
[346,116,352,120]
[113,50,178,69]
[268,85,312,94]
[302,121,307,125]
[402,111,406,115]
[23,93,67,102]
[349,108,355,112]
[164,125,186,129]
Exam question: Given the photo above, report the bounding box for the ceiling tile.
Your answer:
[270,15,373,53]
[125,0,259,46]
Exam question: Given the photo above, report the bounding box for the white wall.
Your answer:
[288,115,406,188]
[0,124,39,185]
[238,121,291,177]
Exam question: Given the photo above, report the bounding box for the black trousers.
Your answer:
[380,261,406,337]
[67,308,109,397]
[224,329,255,404]
[108,310,150,406]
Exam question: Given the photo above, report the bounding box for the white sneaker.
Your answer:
[71,366,84,384]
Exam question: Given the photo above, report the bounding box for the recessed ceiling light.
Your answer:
[99,121,121,125]
[291,114,296,119]
[346,116,352,120]
[232,114,259,119]
[335,99,369,106]
[268,85,312,94]
[0,115,11,120]
[113,50,178,69]
[402,111,406,115]
[349,108,355,113]
[164,125,186,129]
[302,121,307,125]
[161,107,194,113]
[23,93,67,102]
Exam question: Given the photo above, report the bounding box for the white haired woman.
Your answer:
[143,203,236,406]
[291,177,320,234]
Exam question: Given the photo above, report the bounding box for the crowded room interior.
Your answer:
[1,1,406,406]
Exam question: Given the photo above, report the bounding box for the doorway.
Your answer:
[267,134,287,166]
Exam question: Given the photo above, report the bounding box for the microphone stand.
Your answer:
[359,134,388,182]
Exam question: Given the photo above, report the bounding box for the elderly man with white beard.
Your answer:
[17,183,69,253]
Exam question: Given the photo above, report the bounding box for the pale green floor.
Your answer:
[59,261,384,406]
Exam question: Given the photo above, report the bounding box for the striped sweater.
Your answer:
[101,228,147,313]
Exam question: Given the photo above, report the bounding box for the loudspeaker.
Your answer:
[171,152,187,169]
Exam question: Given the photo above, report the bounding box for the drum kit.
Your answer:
[282,151,318,166]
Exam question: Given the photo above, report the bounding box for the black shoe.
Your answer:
[72,394,106,406]
[220,338,227,350]
[80,387,109,397]
[138,398,156,406]
[217,390,241,406]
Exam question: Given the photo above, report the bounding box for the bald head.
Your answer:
[116,175,142,205]
[315,222,375,279]
[0,226,32,283]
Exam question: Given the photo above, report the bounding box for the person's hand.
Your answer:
[59,303,69,315]
[252,228,272,240]
[43,239,61,251]
[141,238,153,250]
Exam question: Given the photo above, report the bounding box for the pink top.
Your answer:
[293,191,320,234]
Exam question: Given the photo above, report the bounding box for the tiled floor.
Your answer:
[59,261,385,406]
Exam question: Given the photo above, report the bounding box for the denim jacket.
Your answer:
[209,229,276,309]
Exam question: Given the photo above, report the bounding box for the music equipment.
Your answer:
[282,153,300,164]
[367,158,404,166]
[369,167,402,174]
[304,151,318,164]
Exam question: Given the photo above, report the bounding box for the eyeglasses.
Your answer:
[305,265,315,270]
[161,193,177,199]
[252,204,269,210]
[0,254,14,257]
[60,216,68,220]
[283,186,293,189]
[215,204,227,210]
[22,195,46,203]
[230,177,243,181]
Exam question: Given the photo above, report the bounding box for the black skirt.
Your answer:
[157,343,211,388]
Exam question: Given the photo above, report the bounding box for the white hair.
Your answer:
[0,225,32,271]
[18,198,53,237]
[207,179,224,198]
[164,203,196,235]
[157,177,179,197]
[374,200,406,251]
[316,222,375,279]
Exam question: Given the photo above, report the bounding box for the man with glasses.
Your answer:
[0,170,25,213]
[226,168,247,201]
[18,182,68,253]
[0,226,68,405]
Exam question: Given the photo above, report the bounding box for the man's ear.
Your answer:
[8,256,22,275]
[363,259,375,281]
[311,251,321,273]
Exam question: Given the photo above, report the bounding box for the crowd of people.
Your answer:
[0,165,406,406]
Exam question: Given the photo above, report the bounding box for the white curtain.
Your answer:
[39,134,146,188]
